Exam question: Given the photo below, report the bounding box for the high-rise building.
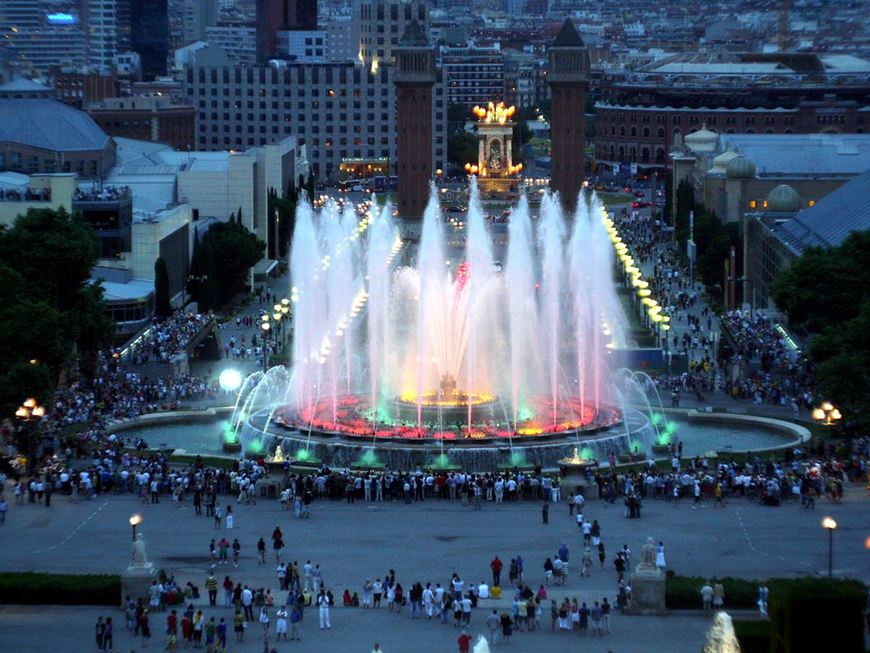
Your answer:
[256,0,318,62]
[359,0,428,66]
[441,45,504,108]
[130,0,169,78]
[0,1,87,72]
[182,0,220,43]
[394,19,437,220]
[86,0,119,71]
[547,19,588,214]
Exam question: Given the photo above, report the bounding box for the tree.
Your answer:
[154,257,171,319]
[448,131,478,168]
[199,221,265,309]
[0,208,113,414]
[771,230,870,433]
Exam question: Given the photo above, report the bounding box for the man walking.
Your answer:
[490,556,503,588]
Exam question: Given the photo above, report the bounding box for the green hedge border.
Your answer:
[0,573,121,606]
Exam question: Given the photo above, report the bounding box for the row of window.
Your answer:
[0,152,98,175]
[747,199,816,209]
[603,112,797,126]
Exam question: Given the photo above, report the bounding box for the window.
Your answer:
[748,200,757,209]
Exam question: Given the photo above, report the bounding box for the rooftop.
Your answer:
[775,169,870,253]
[0,98,110,152]
[717,133,870,177]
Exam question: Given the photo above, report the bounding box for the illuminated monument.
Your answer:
[464,102,524,198]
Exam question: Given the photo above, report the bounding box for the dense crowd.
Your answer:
[129,312,213,364]
[0,186,51,202]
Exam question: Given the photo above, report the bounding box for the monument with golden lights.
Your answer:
[464,102,524,198]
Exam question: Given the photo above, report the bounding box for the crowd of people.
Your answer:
[129,312,214,365]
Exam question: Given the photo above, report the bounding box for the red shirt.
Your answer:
[458,633,472,653]
[167,614,177,635]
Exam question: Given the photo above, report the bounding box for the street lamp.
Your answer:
[812,402,842,426]
[15,398,45,473]
[821,516,837,577]
[129,513,142,541]
[261,318,271,372]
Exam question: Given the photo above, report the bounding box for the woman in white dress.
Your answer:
[656,541,667,569]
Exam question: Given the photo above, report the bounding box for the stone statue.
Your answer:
[638,537,657,571]
[132,533,148,564]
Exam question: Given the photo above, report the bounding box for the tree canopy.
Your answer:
[0,208,114,413]
[771,230,870,432]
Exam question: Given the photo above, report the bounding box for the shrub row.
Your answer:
[665,575,759,610]
[0,573,121,606]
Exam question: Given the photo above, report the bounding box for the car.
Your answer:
[634,191,646,198]
[631,201,652,209]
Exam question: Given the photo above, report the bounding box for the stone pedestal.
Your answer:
[627,569,666,615]
[121,562,157,605]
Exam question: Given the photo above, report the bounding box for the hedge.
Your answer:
[732,620,770,653]
[0,573,121,606]
[665,576,759,610]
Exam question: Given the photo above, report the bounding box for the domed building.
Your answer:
[0,80,115,177]
[766,185,801,213]
[725,155,756,180]
[708,147,738,175]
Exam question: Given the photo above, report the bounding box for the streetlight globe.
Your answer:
[812,408,826,421]
[130,513,142,527]
[821,401,833,412]
[218,369,243,392]
[31,406,45,418]
[273,312,281,321]
[23,398,36,409]
[261,314,270,322]
[15,407,29,418]
[830,408,842,421]
[821,516,837,530]
[261,322,270,331]
[281,298,290,307]
[281,305,289,315]
[274,304,281,312]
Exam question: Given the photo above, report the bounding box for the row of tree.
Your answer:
[0,209,114,415]
[674,178,741,299]
[771,230,870,433]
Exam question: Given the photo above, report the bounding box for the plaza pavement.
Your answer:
[1,480,867,652]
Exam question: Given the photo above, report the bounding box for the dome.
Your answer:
[726,155,756,179]
[684,126,718,153]
[0,97,110,152]
[766,184,801,213]
[710,147,738,174]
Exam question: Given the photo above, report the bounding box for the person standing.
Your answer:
[700,581,714,614]
[542,502,549,524]
[258,606,270,639]
[95,616,106,651]
[289,604,302,640]
[656,541,667,570]
[232,538,241,568]
[486,608,500,645]
[490,556,503,587]
[317,589,331,630]
[257,537,266,565]
[457,629,472,653]
[275,606,288,641]
[206,572,218,606]
[225,505,234,529]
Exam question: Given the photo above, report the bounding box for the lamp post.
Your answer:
[821,516,837,577]
[15,398,45,474]
[812,402,842,426]
[261,316,271,372]
[129,513,142,541]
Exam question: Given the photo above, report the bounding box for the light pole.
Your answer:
[15,398,45,474]
[129,513,142,541]
[821,516,837,577]
[261,316,271,372]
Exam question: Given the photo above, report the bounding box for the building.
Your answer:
[745,169,870,311]
[130,0,169,78]
[441,45,504,108]
[0,80,116,177]
[359,0,428,66]
[394,19,438,220]
[85,0,120,71]
[671,132,870,225]
[88,95,196,150]
[48,66,120,109]
[278,30,328,62]
[323,13,359,63]
[183,58,446,182]
[0,1,87,72]
[205,22,257,65]
[595,52,870,169]
[0,171,75,225]
[180,0,219,43]
[73,183,133,258]
[256,0,318,63]
[547,19,589,213]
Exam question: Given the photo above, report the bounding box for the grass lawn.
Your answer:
[597,192,634,206]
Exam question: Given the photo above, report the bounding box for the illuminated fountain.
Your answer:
[234,179,657,470]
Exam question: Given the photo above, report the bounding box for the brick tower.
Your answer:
[395,19,438,220]
[548,19,589,214]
